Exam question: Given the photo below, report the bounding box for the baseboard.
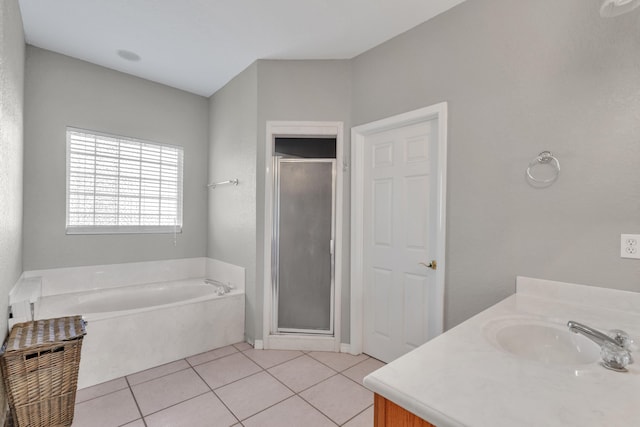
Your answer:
[265,335,336,352]
[340,343,352,354]
[253,338,355,354]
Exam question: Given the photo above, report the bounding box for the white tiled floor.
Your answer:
[71,343,384,427]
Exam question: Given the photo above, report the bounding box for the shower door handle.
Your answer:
[330,239,334,255]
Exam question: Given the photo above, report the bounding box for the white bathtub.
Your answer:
[35,278,245,389]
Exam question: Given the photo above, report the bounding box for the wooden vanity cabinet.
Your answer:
[374,394,436,427]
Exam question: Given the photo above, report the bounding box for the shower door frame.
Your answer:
[262,121,344,352]
[273,158,337,336]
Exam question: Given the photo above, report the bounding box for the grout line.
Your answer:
[262,363,302,395]
[240,348,304,366]
[294,389,340,426]
[124,375,148,427]
[185,346,240,368]
[217,365,293,422]
[260,367,340,425]
[340,358,386,388]
[212,389,242,427]
[192,351,260,381]
[192,364,242,425]
[259,353,340,394]
[117,418,145,427]
[289,371,340,395]
[74,383,130,405]
[209,369,264,392]
[232,342,253,352]
[201,353,265,391]
[126,360,192,387]
[254,351,307,370]
[305,352,370,373]
[341,372,368,388]
[291,372,375,424]
[339,403,373,426]
[138,389,211,419]
[236,393,297,423]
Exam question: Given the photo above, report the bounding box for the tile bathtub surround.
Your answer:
[72,343,382,426]
[24,258,207,296]
[19,256,246,297]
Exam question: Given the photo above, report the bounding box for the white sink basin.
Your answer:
[485,318,600,365]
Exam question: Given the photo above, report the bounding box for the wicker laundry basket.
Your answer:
[0,316,86,427]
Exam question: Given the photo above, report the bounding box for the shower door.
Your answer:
[273,158,336,335]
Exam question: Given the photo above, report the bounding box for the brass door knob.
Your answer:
[419,260,437,270]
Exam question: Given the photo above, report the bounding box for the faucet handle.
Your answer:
[608,330,635,366]
[608,329,636,352]
[601,341,633,371]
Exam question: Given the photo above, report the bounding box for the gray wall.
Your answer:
[256,60,352,341]
[23,47,209,270]
[352,0,640,329]
[0,0,25,420]
[208,59,351,343]
[208,63,258,342]
[0,0,25,333]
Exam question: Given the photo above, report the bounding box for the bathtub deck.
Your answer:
[71,343,384,427]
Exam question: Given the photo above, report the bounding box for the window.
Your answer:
[66,128,183,234]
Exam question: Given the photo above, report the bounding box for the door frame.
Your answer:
[263,121,344,352]
[350,103,448,356]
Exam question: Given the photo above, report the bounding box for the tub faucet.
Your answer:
[567,320,634,372]
[204,279,235,294]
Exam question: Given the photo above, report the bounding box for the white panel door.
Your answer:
[362,120,437,362]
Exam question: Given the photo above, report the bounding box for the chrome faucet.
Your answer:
[204,279,235,295]
[567,320,634,372]
[567,321,625,348]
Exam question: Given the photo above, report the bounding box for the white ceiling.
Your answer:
[18,0,467,97]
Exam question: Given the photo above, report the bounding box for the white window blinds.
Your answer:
[66,128,184,234]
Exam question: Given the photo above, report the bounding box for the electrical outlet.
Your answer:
[621,234,640,259]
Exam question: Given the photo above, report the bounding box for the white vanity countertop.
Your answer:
[363,277,640,427]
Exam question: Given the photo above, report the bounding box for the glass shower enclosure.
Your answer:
[272,158,336,335]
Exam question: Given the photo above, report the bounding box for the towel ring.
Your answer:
[526,151,560,184]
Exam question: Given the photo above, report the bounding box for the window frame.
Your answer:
[65,127,184,235]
